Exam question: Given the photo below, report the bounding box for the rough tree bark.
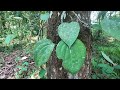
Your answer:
[46,11,68,79]
[77,11,92,79]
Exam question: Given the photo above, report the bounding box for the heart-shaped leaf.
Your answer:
[56,40,69,60]
[56,39,86,74]
[58,22,80,48]
[62,39,86,74]
[34,39,55,67]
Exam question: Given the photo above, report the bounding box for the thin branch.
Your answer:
[71,11,91,29]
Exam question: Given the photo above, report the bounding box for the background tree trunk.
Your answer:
[46,11,68,79]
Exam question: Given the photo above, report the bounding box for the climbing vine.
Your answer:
[33,12,86,74]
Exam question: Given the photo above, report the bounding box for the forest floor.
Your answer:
[0,49,36,79]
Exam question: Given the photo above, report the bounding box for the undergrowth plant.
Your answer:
[91,12,120,79]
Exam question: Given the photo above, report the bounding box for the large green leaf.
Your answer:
[59,39,86,74]
[101,17,120,41]
[56,40,69,60]
[40,13,49,21]
[58,22,80,48]
[4,34,16,45]
[34,39,55,67]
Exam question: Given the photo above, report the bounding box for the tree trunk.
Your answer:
[77,11,92,79]
[46,11,68,79]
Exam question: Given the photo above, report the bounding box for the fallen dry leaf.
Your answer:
[21,56,28,60]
